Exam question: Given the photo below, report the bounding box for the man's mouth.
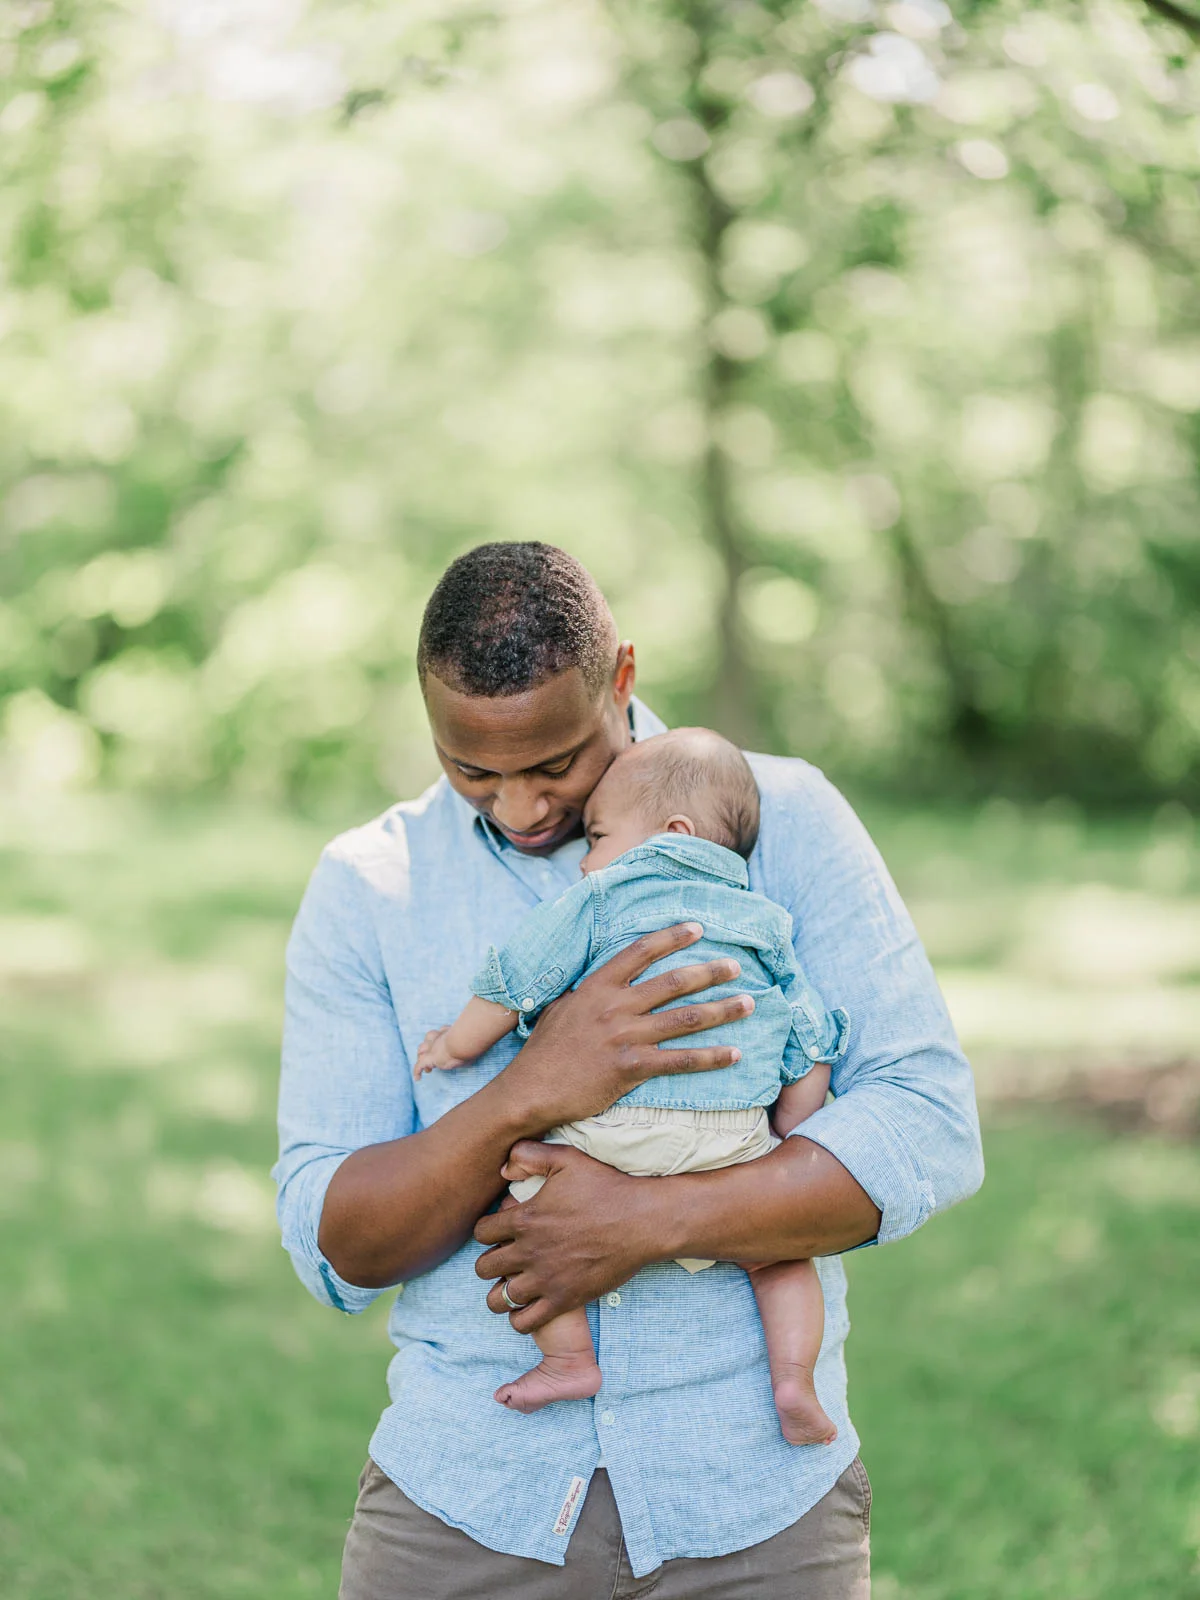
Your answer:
[492,816,571,849]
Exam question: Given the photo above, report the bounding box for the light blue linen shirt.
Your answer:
[471,831,850,1109]
[274,700,984,1577]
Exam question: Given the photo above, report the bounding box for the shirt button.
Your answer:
[520,998,535,1011]
[605,1292,621,1308]
[599,1410,616,1427]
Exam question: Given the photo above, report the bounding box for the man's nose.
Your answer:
[491,780,551,834]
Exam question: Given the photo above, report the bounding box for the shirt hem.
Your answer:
[621,1428,861,1577]
[365,1424,860,1578]
[366,1440,581,1569]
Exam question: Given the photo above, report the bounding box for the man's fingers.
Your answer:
[474,1241,521,1280]
[506,1297,555,1335]
[630,959,746,1014]
[647,992,754,1040]
[599,922,705,986]
[474,1211,516,1250]
[501,1139,562,1183]
[637,1044,743,1075]
[484,1273,537,1315]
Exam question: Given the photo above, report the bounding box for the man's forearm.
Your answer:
[318,1072,550,1287]
[650,1137,881,1264]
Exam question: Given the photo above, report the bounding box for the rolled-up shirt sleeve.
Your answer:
[755,761,985,1248]
[272,845,415,1313]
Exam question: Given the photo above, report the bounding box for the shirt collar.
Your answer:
[618,832,750,888]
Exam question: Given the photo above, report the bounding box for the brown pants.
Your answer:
[340,1458,872,1599]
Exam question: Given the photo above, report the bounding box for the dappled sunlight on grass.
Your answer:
[865,799,1200,1088]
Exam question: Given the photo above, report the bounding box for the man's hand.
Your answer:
[473,1136,883,1332]
[502,922,754,1131]
[475,1143,650,1332]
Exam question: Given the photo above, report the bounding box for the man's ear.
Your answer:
[612,641,636,710]
[664,814,697,836]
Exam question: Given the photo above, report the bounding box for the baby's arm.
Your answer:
[413,997,518,1079]
[418,875,597,1081]
[772,1061,832,1137]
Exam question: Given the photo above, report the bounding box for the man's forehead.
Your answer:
[425,668,601,769]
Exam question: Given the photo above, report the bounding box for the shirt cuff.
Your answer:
[786,1091,936,1248]
[470,947,566,1039]
[784,1003,851,1081]
[275,1150,388,1315]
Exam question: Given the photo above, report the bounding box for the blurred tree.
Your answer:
[0,0,1197,809]
[609,0,1200,798]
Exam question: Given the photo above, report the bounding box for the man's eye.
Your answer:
[541,760,574,777]
[456,768,489,782]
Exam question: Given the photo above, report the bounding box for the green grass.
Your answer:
[848,1118,1200,1600]
[2,794,1198,1597]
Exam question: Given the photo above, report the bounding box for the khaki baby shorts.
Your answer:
[508,1104,781,1273]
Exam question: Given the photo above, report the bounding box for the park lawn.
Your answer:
[1,794,1198,1598]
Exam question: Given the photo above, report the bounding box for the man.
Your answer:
[275,542,983,1598]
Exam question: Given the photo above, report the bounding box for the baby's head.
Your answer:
[581,727,760,874]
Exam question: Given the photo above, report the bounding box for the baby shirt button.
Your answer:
[605,1292,621,1308]
[599,1410,616,1427]
[520,998,535,1011]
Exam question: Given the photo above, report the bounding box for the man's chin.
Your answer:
[493,817,579,855]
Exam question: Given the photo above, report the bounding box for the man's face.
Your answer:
[423,646,636,856]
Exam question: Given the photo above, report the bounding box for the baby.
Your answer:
[415,727,849,1447]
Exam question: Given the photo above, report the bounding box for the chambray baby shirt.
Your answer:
[274,699,984,1577]
[470,833,849,1110]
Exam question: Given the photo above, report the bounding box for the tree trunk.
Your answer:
[683,10,763,750]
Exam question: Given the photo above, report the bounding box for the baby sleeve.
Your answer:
[470,875,598,1037]
[776,955,851,1084]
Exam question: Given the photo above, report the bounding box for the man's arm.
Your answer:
[274,845,759,1299]
[473,1136,878,1331]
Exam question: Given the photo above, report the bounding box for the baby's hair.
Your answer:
[621,728,760,859]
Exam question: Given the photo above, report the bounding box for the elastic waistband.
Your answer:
[587,1105,768,1133]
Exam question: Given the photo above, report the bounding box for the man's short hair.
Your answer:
[417,542,617,698]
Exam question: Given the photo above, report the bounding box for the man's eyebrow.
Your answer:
[437,740,587,776]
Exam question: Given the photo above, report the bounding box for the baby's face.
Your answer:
[580,769,657,874]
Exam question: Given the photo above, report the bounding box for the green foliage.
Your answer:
[1,0,1199,808]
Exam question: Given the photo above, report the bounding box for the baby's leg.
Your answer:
[493,1308,602,1413]
[741,1257,837,1446]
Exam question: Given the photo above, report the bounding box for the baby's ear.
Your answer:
[664,813,697,836]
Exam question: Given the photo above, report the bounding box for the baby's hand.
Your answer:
[413,1026,472,1079]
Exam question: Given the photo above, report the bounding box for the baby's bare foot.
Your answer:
[494,1355,603,1414]
[773,1369,838,1447]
